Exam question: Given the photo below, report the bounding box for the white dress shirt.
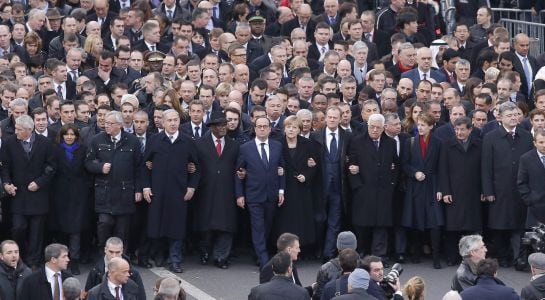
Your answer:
[325,127,339,153]
[107,280,123,300]
[167,130,179,143]
[45,266,63,300]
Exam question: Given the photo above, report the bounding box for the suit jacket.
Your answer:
[367,29,391,58]
[459,277,520,300]
[180,122,209,139]
[518,149,545,226]
[120,67,143,87]
[457,41,476,61]
[17,268,72,300]
[314,13,341,32]
[308,42,334,62]
[235,138,285,203]
[48,34,85,60]
[248,54,272,82]
[86,277,141,300]
[83,67,126,94]
[512,52,539,97]
[152,3,191,22]
[248,35,273,55]
[281,18,317,43]
[85,12,118,38]
[248,275,310,300]
[400,68,447,90]
[131,40,170,54]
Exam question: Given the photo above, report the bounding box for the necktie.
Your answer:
[22,140,31,155]
[138,136,145,153]
[345,127,351,133]
[541,156,545,168]
[260,142,268,166]
[112,137,117,147]
[216,139,222,156]
[71,70,77,81]
[459,45,465,51]
[321,46,326,54]
[365,32,371,41]
[329,132,337,159]
[99,18,104,26]
[167,9,173,20]
[422,73,427,81]
[329,16,335,25]
[373,139,379,151]
[56,85,63,99]
[510,131,516,140]
[194,126,200,138]
[151,45,156,52]
[271,121,276,128]
[213,6,218,19]
[169,135,174,143]
[120,0,127,8]
[115,286,120,300]
[53,273,60,300]
[206,111,210,123]
[523,57,532,93]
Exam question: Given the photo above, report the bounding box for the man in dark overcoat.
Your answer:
[439,117,483,265]
[195,111,239,269]
[0,114,56,269]
[348,113,398,260]
[482,102,533,268]
[518,129,545,227]
[84,111,142,250]
[142,109,200,273]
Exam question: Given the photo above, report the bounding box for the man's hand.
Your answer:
[388,278,401,292]
[296,174,306,183]
[28,181,39,192]
[236,196,245,208]
[277,167,284,176]
[143,188,153,203]
[4,183,16,196]
[486,195,496,202]
[102,163,112,174]
[145,161,153,170]
[415,171,425,181]
[237,168,246,179]
[348,165,359,174]
[187,162,196,173]
[480,194,486,202]
[97,68,110,82]
[135,192,142,202]
[307,158,316,167]
[278,193,285,206]
[443,195,453,204]
[183,187,195,201]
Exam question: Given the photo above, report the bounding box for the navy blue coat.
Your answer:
[460,277,520,300]
[401,135,444,230]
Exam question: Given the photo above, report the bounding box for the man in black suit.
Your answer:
[152,0,191,23]
[454,23,475,61]
[50,60,76,102]
[132,22,170,54]
[32,107,57,141]
[361,11,390,59]
[512,33,539,99]
[310,106,351,260]
[114,46,142,86]
[0,115,56,269]
[18,243,72,299]
[518,129,545,227]
[308,22,334,63]
[83,51,125,94]
[48,17,86,60]
[85,0,118,38]
[315,0,341,32]
[248,252,310,299]
[86,257,141,300]
[65,48,83,84]
[181,100,209,139]
[0,25,30,64]
[103,17,126,52]
[281,4,316,43]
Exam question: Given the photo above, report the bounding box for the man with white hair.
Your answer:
[452,234,487,292]
[347,113,399,264]
[0,115,56,269]
[351,42,369,85]
[84,111,142,251]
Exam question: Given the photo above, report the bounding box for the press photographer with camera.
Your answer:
[361,255,403,300]
[520,252,545,300]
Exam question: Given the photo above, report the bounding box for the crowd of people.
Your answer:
[0,0,543,298]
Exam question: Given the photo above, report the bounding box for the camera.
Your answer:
[522,223,545,252]
[379,263,403,299]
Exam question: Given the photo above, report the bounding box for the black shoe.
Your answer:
[433,259,442,269]
[169,263,184,273]
[70,260,80,275]
[514,259,529,271]
[153,257,165,268]
[214,259,229,269]
[395,254,405,263]
[138,259,153,268]
[200,252,209,265]
[499,259,511,268]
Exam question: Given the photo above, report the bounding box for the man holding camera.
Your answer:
[521,253,545,300]
[361,255,403,300]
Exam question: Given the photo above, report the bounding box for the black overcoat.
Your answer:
[481,127,533,230]
[438,137,483,231]
[0,134,56,215]
[194,132,239,233]
[348,133,399,227]
[517,149,545,227]
[141,132,200,239]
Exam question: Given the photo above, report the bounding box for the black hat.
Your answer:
[442,48,460,62]
[206,111,227,127]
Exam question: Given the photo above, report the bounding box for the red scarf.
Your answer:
[398,63,413,73]
[419,135,429,158]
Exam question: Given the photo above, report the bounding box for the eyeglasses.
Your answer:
[255,125,270,129]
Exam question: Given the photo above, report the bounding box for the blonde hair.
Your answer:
[83,34,102,54]
[403,276,425,300]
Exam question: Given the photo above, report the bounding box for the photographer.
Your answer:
[361,255,403,300]
[521,253,545,300]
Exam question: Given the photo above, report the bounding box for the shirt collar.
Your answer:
[326,127,338,135]
[112,131,122,141]
[166,130,179,140]
[211,133,224,142]
[255,138,269,145]
[45,265,58,279]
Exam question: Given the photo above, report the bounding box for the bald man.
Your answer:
[400,47,447,92]
[281,3,317,43]
[512,33,538,98]
[86,257,141,300]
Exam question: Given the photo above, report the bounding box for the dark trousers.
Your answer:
[394,227,407,255]
[97,213,131,250]
[168,239,183,264]
[200,230,234,260]
[247,201,276,267]
[491,229,523,262]
[410,228,441,258]
[323,192,342,258]
[354,226,388,257]
[12,214,46,266]
[129,202,150,261]
[68,233,81,260]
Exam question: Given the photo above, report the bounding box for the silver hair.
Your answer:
[120,94,138,105]
[458,234,484,257]
[455,58,471,68]
[162,109,180,118]
[15,114,34,130]
[383,112,400,124]
[62,278,82,300]
[497,78,513,89]
[235,22,250,32]
[106,111,123,125]
[382,88,397,97]
[498,101,518,115]
[296,109,313,121]
[397,42,414,54]
[28,9,46,20]
[352,41,369,54]
[10,98,28,109]
[22,76,37,88]
[341,76,357,85]
[368,113,385,126]
[442,290,462,300]
[105,236,123,248]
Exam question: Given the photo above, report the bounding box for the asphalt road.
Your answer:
[74,254,533,300]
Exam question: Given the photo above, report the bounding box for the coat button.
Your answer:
[217,170,220,174]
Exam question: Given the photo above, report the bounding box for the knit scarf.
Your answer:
[60,142,79,162]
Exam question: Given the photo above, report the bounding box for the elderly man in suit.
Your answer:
[0,115,56,269]
[236,115,285,268]
[18,243,72,299]
[401,47,447,94]
[86,257,141,300]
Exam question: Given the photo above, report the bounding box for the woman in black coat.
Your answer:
[50,124,92,275]
[273,116,318,247]
[401,113,444,269]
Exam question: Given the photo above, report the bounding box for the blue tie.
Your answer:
[523,57,532,94]
[329,132,338,159]
[260,142,268,167]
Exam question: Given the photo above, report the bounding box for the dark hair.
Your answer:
[57,123,80,144]
[44,243,68,262]
[271,252,292,274]
[476,258,499,277]
[60,100,75,111]
[361,255,382,272]
[100,50,116,62]
[250,78,268,91]
[276,233,299,252]
[396,11,418,29]
[481,82,497,94]
[477,49,498,68]
[250,105,266,117]
[475,93,493,105]
[339,249,359,273]
[453,116,472,129]
[31,107,47,118]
